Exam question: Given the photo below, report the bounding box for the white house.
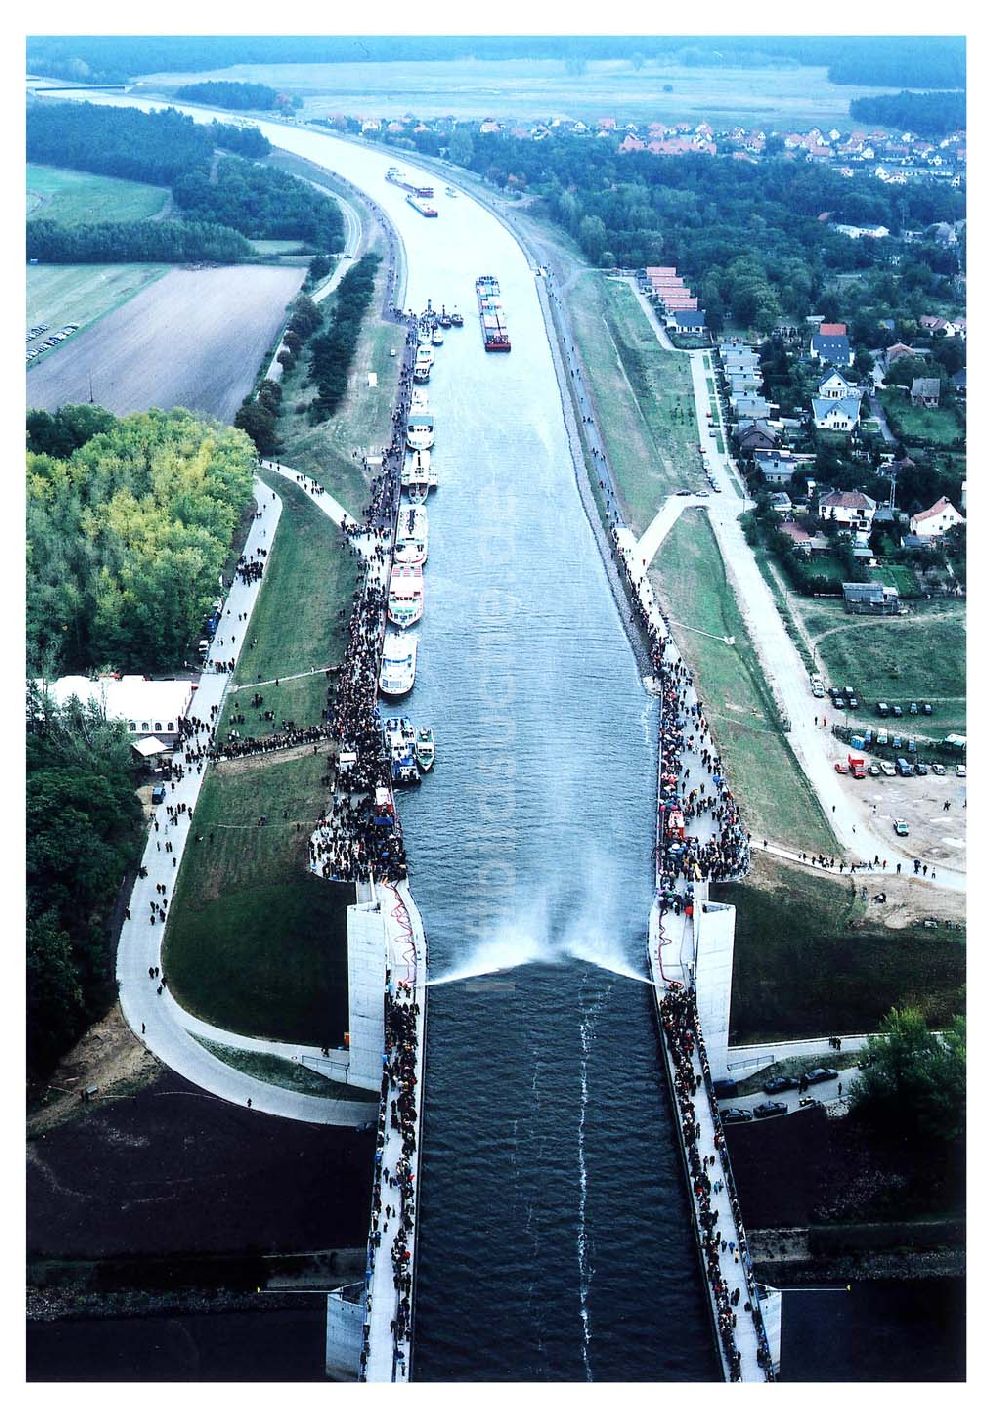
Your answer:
[818,490,876,529]
[908,496,965,539]
[817,370,861,401]
[39,675,195,744]
[812,396,862,431]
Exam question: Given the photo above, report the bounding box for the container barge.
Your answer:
[386,166,434,198]
[475,275,511,352]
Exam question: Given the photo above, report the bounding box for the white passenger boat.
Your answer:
[431,325,444,346]
[410,388,429,413]
[415,727,435,771]
[394,504,428,565]
[416,341,434,366]
[388,562,424,627]
[406,413,434,452]
[379,632,418,698]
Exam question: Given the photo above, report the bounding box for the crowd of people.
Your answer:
[658,983,776,1382]
[359,979,421,1381]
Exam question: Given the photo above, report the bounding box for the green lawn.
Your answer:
[164,752,353,1044]
[563,272,702,532]
[197,1039,376,1099]
[26,263,170,350]
[717,852,966,1043]
[871,563,920,598]
[650,509,837,854]
[802,598,966,730]
[880,387,965,449]
[275,238,398,519]
[221,469,359,731]
[27,163,169,224]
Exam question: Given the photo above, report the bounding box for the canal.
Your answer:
[38,98,716,1380]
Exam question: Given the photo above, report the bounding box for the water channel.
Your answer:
[38,97,716,1380]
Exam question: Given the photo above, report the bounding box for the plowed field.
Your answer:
[27,264,304,422]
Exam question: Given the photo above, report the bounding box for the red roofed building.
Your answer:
[819,490,876,529]
[619,134,646,153]
[909,496,965,539]
[819,322,847,337]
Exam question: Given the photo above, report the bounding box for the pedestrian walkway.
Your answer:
[361,881,427,1383]
[261,457,361,533]
[115,478,376,1126]
[635,492,688,567]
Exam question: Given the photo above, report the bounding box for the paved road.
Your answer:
[115,477,377,1125]
[623,292,964,893]
[262,457,361,531]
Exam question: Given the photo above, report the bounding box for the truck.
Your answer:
[848,754,867,780]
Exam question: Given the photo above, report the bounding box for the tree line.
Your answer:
[306,253,380,423]
[28,216,255,263]
[27,685,146,1081]
[850,90,966,137]
[172,157,343,248]
[26,101,342,257]
[27,406,257,676]
[27,100,269,184]
[173,80,279,110]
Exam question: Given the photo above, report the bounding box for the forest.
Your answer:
[850,90,966,136]
[27,687,145,1080]
[26,406,257,676]
[26,100,269,184]
[172,158,343,247]
[174,80,280,110]
[26,100,342,256]
[27,216,255,263]
[448,130,965,329]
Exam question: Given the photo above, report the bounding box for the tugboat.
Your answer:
[451,308,464,327]
[415,727,435,771]
[438,308,452,328]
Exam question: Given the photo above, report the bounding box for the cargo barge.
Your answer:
[475,274,511,352]
[386,166,434,198]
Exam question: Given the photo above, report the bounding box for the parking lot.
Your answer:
[826,744,966,870]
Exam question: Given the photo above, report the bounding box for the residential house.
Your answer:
[733,394,772,421]
[910,377,941,407]
[819,489,876,529]
[780,522,829,557]
[842,583,901,615]
[812,396,862,431]
[832,223,890,239]
[754,449,813,485]
[818,369,861,401]
[885,342,918,365]
[666,309,706,334]
[769,492,793,517]
[735,422,778,454]
[952,368,966,397]
[908,496,964,539]
[809,324,854,365]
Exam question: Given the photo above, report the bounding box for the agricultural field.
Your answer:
[136,57,903,127]
[27,264,304,422]
[564,271,701,531]
[649,509,837,854]
[880,387,965,448]
[163,750,353,1044]
[27,163,170,224]
[26,263,170,359]
[802,597,966,730]
[718,852,965,1043]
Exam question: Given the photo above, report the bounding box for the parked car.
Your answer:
[881,762,896,776]
[868,762,881,776]
[798,1096,820,1109]
[922,702,934,715]
[931,763,946,776]
[909,702,919,714]
[876,729,888,745]
[914,762,929,776]
[720,1108,753,1124]
[893,818,910,837]
[713,1077,738,1098]
[151,785,167,805]
[802,1067,839,1086]
[876,702,889,717]
[753,1100,789,1119]
[956,764,966,777]
[832,695,845,710]
[896,757,914,777]
[834,762,849,774]
[763,1075,797,1094]
[892,704,903,717]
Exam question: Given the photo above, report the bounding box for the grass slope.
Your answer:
[564,273,701,531]
[650,509,837,852]
[718,853,965,1042]
[164,751,352,1044]
[27,163,170,224]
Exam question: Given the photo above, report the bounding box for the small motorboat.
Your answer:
[415,727,435,771]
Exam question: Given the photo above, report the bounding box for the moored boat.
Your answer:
[387,562,424,628]
[383,715,420,784]
[406,413,434,451]
[379,632,418,698]
[451,308,464,327]
[431,325,444,345]
[415,727,435,771]
[394,504,428,565]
